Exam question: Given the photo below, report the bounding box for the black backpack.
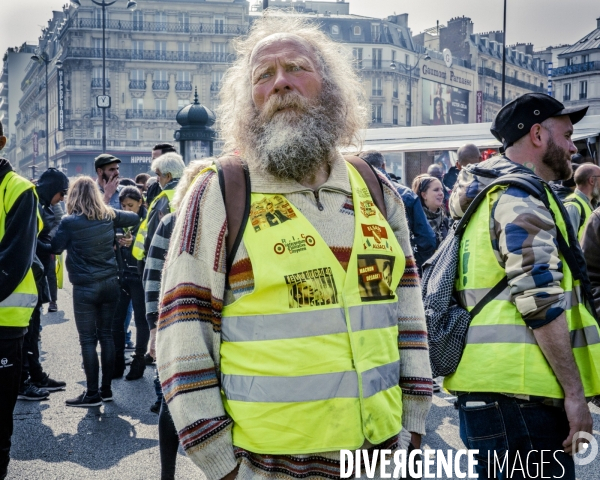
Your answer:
[421,173,597,378]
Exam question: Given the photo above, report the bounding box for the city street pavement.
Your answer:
[7,280,600,479]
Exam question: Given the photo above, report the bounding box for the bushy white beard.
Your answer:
[248,91,338,182]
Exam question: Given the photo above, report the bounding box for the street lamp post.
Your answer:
[70,0,137,153]
[31,53,62,172]
[390,51,431,127]
[501,0,507,106]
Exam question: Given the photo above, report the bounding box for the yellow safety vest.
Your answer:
[445,183,600,398]
[220,162,406,454]
[565,192,593,241]
[132,189,175,260]
[0,171,40,327]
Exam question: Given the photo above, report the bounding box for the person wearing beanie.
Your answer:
[17,169,70,400]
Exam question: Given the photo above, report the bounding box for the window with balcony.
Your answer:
[493,85,498,100]
[93,9,103,28]
[353,48,363,69]
[176,71,192,91]
[566,57,574,66]
[155,41,167,61]
[214,17,224,34]
[485,83,490,95]
[372,77,382,96]
[132,98,143,116]
[371,104,382,123]
[130,69,145,89]
[133,10,143,31]
[94,126,102,139]
[155,99,167,117]
[211,71,223,92]
[93,38,103,57]
[393,78,398,98]
[580,80,587,100]
[212,42,227,61]
[564,83,571,101]
[582,54,589,64]
[92,67,109,88]
[392,105,398,125]
[178,12,190,32]
[372,48,382,69]
[131,127,140,140]
[178,42,189,61]
[405,54,410,67]
[132,41,144,60]
[153,70,169,90]
[155,12,167,31]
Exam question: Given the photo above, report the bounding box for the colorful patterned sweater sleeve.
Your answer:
[157,170,238,480]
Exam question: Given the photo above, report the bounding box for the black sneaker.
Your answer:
[48,301,58,312]
[100,387,113,402]
[126,354,146,381]
[65,391,102,407]
[150,401,161,414]
[17,382,50,401]
[144,353,155,365]
[32,373,66,392]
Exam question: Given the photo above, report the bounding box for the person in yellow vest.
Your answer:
[132,152,184,267]
[449,93,598,479]
[564,163,600,241]
[0,123,40,480]
[156,15,432,480]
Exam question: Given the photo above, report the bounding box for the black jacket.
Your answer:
[50,210,139,285]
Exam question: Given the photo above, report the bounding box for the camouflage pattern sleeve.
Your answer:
[491,186,566,329]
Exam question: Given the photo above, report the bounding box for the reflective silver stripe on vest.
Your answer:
[222,303,397,343]
[460,287,580,310]
[349,303,397,332]
[222,371,359,402]
[362,360,400,398]
[0,292,37,309]
[466,324,600,348]
[222,310,346,342]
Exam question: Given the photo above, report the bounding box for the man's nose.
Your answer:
[271,67,293,94]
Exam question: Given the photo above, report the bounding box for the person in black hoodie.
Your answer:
[112,186,149,380]
[0,127,39,480]
[18,168,70,400]
[50,176,139,407]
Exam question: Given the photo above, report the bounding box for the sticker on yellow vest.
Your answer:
[361,224,393,251]
[273,234,316,255]
[284,267,339,308]
[358,254,396,301]
[250,195,297,231]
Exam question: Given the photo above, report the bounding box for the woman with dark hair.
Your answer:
[50,176,140,407]
[412,174,451,250]
[432,97,446,125]
[112,186,149,380]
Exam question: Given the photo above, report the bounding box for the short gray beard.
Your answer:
[247,91,339,182]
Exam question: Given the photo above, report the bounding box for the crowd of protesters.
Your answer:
[2,14,600,480]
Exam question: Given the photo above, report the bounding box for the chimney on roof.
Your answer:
[597,16,600,29]
[388,13,408,28]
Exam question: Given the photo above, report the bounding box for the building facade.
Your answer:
[550,17,600,117]
[16,0,248,178]
[433,16,546,122]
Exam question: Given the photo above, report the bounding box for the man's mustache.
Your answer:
[258,93,312,122]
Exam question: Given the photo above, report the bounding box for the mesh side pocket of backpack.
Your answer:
[421,232,472,378]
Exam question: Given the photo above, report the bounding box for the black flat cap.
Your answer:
[491,93,588,150]
[94,153,121,170]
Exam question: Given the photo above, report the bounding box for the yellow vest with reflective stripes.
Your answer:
[132,189,175,260]
[0,171,40,327]
[565,192,593,241]
[445,183,600,398]
[220,162,406,454]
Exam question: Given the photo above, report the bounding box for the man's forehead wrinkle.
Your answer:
[250,33,316,66]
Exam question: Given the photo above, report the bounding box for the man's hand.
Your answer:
[532,313,592,455]
[118,236,133,248]
[562,395,593,454]
[103,174,120,203]
[148,328,157,359]
[221,465,239,480]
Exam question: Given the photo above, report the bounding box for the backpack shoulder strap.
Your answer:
[214,156,251,275]
[344,155,387,220]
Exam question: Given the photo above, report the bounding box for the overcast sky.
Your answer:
[1,0,598,59]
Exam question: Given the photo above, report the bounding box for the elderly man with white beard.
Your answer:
[156,14,432,480]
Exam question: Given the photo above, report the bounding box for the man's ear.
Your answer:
[0,136,7,150]
[529,124,545,148]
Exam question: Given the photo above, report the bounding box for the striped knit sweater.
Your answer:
[157,154,432,480]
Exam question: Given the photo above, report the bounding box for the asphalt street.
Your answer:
[7,280,600,479]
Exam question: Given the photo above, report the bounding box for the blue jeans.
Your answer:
[457,393,575,480]
[72,277,120,393]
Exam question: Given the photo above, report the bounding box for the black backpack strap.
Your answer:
[344,155,387,220]
[214,156,251,277]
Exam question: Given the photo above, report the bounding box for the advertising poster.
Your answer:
[422,79,469,126]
